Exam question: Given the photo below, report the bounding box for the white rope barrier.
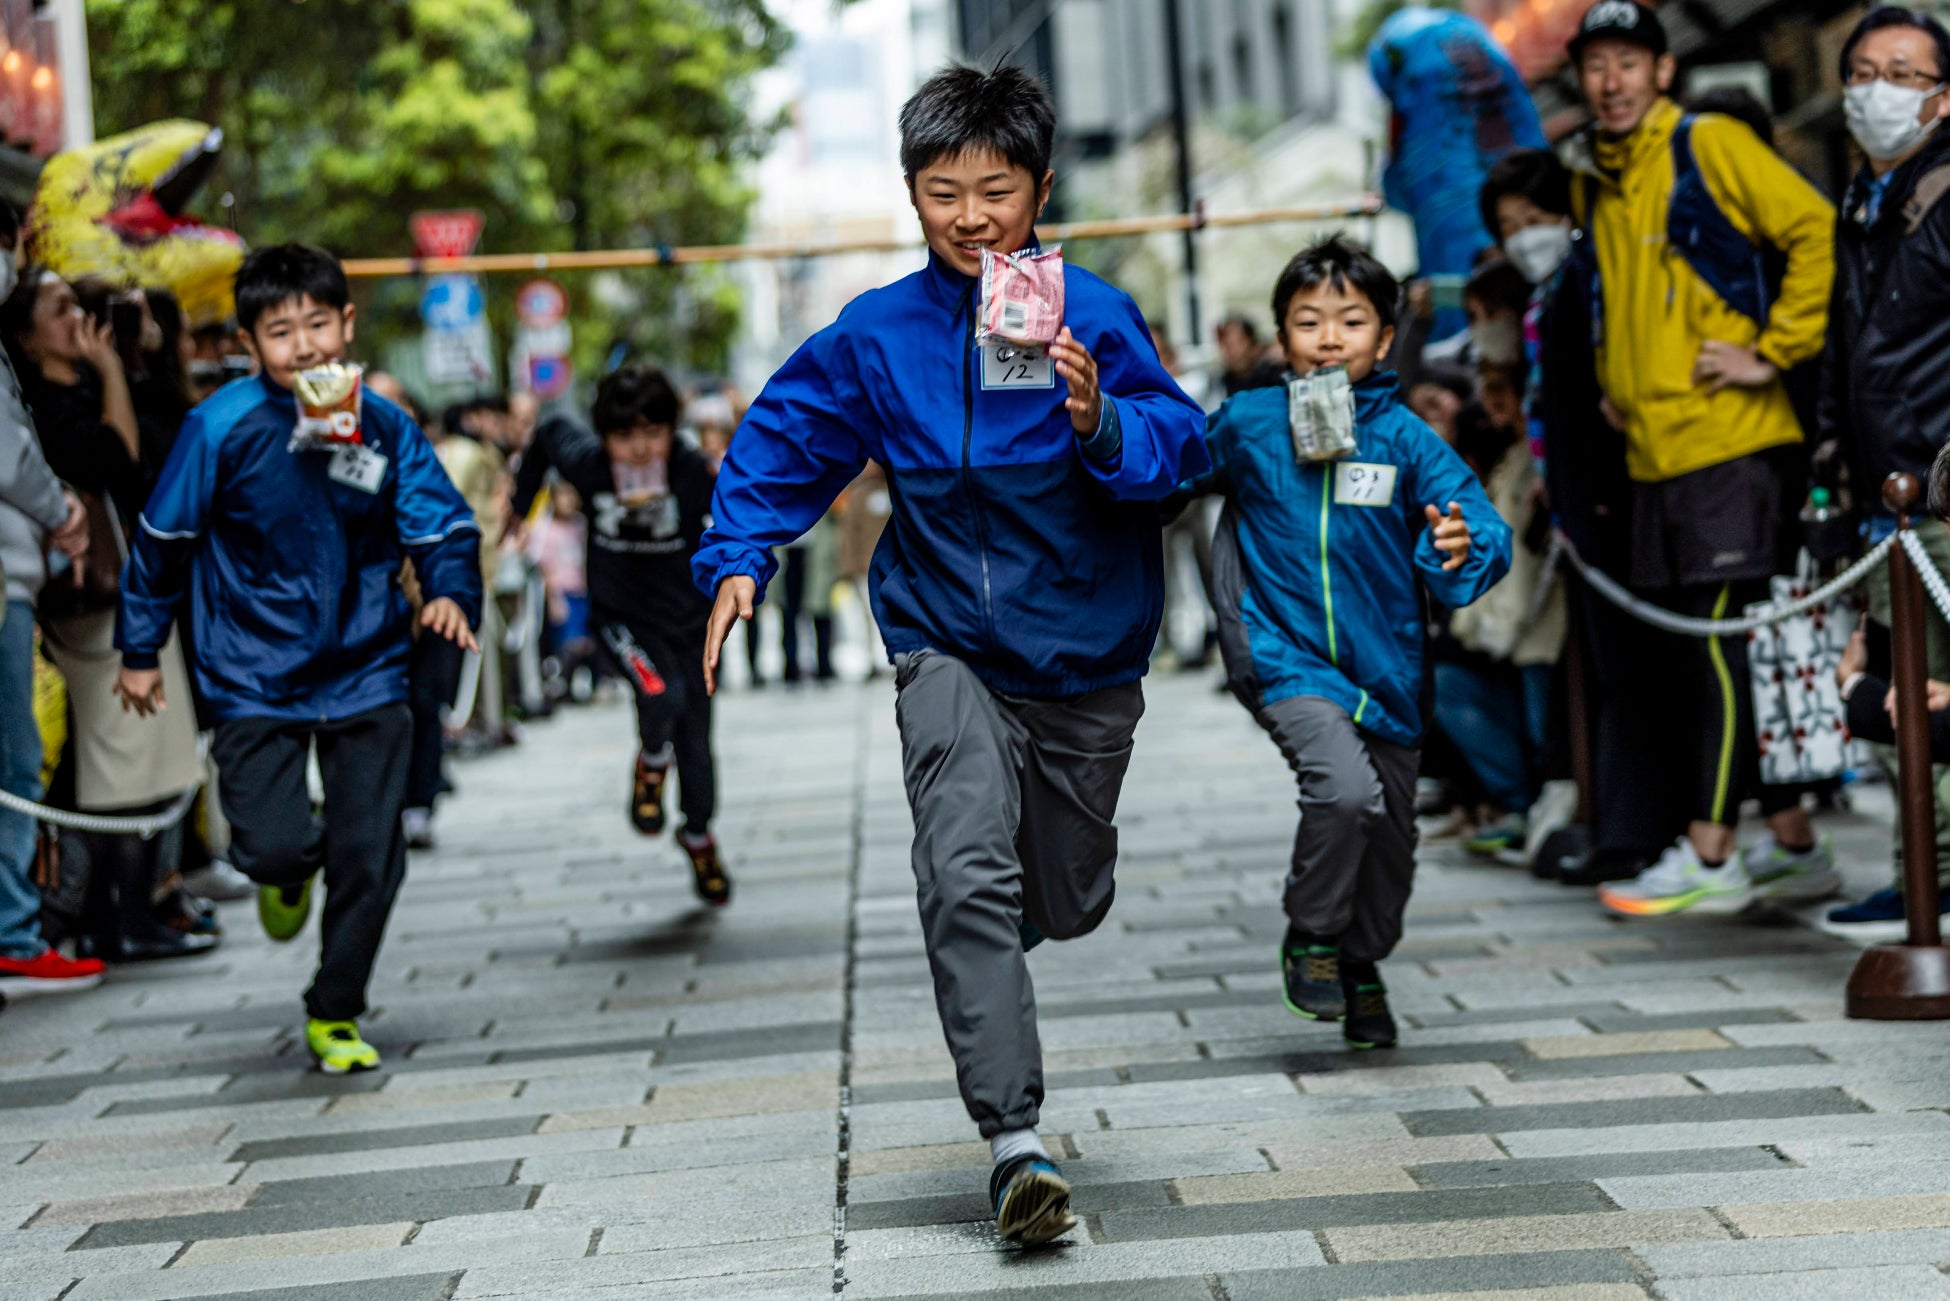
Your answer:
[1901,528,1950,627]
[0,777,201,839]
[0,736,209,839]
[1551,529,1893,637]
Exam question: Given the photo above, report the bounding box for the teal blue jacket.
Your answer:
[1196,372,1511,746]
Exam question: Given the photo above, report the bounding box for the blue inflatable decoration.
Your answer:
[1369,7,1547,338]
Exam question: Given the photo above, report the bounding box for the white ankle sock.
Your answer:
[990,1127,1048,1167]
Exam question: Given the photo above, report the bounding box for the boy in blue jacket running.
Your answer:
[696,66,1209,1246]
[116,245,483,1075]
[1193,236,1511,1049]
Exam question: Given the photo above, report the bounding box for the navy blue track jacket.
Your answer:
[692,249,1211,698]
[117,377,483,723]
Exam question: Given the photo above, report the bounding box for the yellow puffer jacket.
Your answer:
[1572,98,1835,484]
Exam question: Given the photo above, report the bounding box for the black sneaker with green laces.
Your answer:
[1281,936,1344,1021]
[1341,965,1398,1049]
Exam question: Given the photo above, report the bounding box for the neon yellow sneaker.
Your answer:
[306,1019,380,1074]
[258,875,316,943]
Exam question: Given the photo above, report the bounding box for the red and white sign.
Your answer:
[516,279,568,327]
[410,209,485,260]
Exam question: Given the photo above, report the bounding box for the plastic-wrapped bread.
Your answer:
[1286,365,1358,462]
[291,362,365,450]
[978,247,1065,346]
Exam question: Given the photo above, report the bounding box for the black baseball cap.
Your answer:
[1569,0,1669,60]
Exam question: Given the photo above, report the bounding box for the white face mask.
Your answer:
[1472,316,1523,366]
[1845,78,1945,162]
[1504,223,1573,285]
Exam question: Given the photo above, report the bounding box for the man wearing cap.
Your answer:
[1564,0,1840,917]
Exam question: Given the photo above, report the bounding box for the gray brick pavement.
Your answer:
[1,676,1946,1298]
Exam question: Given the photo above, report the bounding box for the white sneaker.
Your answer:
[1599,838,1756,917]
[402,807,437,851]
[1522,780,1581,867]
[182,858,253,902]
[1742,832,1842,902]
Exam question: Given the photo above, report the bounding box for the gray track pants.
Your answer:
[1260,694,1419,963]
[895,650,1143,1136]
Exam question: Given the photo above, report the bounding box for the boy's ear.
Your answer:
[1376,323,1397,364]
[1036,170,1054,219]
[238,327,262,368]
[340,302,356,344]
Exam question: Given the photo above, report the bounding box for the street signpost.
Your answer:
[412,210,493,387]
[513,277,571,399]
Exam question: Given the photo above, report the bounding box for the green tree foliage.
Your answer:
[85,0,787,382]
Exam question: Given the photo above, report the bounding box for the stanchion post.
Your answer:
[1845,472,1950,1018]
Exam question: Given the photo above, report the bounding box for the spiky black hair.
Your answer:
[898,64,1056,182]
[592,364,681,435]
[1271,234,1401,334]
[234,243,349,334]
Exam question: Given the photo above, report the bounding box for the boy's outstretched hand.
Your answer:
[1050,328,1103,435]
[421,597,480,652]
[114,667,165,717]
[704,575,757,696]
[1425,501,1473,571]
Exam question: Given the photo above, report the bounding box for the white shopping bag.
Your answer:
[1746,555,1855,786]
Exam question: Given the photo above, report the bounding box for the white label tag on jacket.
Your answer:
[979,343,1055,390]
[1333,461,1396,508]
[327,444,388,493]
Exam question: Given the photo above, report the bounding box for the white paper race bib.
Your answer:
[980,343,1056,391]
[327,444,388,494]
[1333,461,1396,508]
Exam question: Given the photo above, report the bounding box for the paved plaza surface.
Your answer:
[3,676,1950,1300]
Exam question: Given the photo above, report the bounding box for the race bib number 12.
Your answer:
[980,343,1056,391]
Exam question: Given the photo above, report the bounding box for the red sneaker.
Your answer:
[0,948,106,996]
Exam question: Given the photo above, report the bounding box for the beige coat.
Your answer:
[1449,440,1566,667]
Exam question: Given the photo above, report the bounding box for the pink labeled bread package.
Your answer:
[978,246,1065,346]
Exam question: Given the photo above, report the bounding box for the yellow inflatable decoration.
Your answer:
[25,119,246,329]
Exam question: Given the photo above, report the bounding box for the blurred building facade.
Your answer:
[730,0,951,395]
[952,0,1413,354]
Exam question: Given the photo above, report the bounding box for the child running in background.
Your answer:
[526,479,593,688]
[1191,236,1511,1049]
[117,244,483,1074]
[512,366,727,904]
[694,65,1208,1245]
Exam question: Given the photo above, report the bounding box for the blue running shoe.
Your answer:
[1826,888,1904,926]
[990,1155,1077,1247]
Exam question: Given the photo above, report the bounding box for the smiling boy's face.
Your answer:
[908,148,1053,278]
[1279,279,1395,383]
[243,294,355,392]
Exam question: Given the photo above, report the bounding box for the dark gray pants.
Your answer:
[1259,695,1419,963]
[895,651,1143,1137]
[212,704,411,1022]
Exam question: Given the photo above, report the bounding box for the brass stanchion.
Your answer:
[1845,472,1950,1018]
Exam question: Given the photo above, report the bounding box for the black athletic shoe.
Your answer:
[1341,967,1398,1050]
[990,1155,1077,1247]
[679,831,731,907]
[631,754,669,836]
[1282,938,1344,1021]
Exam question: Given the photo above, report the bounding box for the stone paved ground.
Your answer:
[4,676,1950,1300]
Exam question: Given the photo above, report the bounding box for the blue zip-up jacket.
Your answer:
[1199,372,1511,747]
[693,250,1210,698]
[116,376,483,723]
